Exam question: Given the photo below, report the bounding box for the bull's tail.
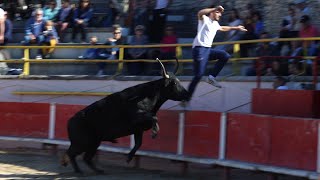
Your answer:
[60,152,70,167]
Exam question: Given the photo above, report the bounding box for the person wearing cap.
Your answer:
[185,5,247,103]
[127,25,149,75]
[294,0,311,17]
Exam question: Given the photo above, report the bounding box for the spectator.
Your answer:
[295,0,311,17]
[214,8,243,53]
[273,76,289,90]
[127,25,149,75]
[23,9,58,59]
[246,32,280,76]
[102,0,120,27]
[160,25,177,60]
[96,25,124,76]
[41,20,59,58]
[55,0,73,42]
[43,0,59,21]
[0,10,12,45]
[279,6,299,55]
[252,11,264,37]
[298,15,318,75]
[149,0,172,43]
[71,0,93,43]
[130,0,149,35]
[78,36,101,59]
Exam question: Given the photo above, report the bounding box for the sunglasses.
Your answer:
[114,32,121,34]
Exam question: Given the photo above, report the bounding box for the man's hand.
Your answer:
[237,25,247,32]
[0,35,4,43]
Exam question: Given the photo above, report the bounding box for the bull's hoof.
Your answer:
[151,133,158,139]
[126,157,133,163]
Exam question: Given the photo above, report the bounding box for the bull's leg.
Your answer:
[151,116,159,139]
[83,141,104,174]
[127,131,143,163]
[66,144,84,173]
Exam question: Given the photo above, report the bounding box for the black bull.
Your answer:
[61,59,190,173]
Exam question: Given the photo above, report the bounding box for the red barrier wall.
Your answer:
[252,89,320,118]
[140,110,180,153]
[227,113,318,171]
[0,102,49,138]
[184,111,221,158]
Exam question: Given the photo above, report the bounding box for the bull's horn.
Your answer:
[173,57,179,75]
[156,58,169,78]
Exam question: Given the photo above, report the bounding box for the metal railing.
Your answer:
[1,37,319,77]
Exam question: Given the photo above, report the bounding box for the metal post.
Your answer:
[313,57,318,89]
[256,57,262,88]
[49,103,56,139]
[177,112,185,155]
[116,47,124,75]
[219,112,227,160]
[22,48,30,76]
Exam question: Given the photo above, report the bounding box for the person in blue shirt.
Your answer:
[71,0,93,43]
[78,36,101,59]
[23,9,59,59]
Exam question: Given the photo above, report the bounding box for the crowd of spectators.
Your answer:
[0,0,319,77]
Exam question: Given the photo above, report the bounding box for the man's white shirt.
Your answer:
[192,15,221,48]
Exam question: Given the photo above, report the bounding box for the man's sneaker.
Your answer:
[207,75,222,88]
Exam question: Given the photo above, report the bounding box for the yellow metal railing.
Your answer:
[1,37,319,76]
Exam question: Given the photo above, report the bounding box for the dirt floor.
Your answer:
[0,140,309,180]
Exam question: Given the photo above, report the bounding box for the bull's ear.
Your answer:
[156,58,169,78]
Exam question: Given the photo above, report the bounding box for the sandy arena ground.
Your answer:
[0,140,307,180]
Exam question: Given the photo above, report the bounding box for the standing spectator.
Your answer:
[127,25,149,75]
[43,0,59,21]
[295,0,311,17]
[160,25,177,60]
[0,10,12,45]
[96,25,124,76]
[71,0,93,43]
[55,0,73,42]
[23,9,58,59]
[102,0,120,28]
[149,0,172,43]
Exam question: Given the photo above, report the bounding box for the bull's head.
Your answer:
[156,58,190,101]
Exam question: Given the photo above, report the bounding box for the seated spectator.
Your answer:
[298,15,318,75]
[71,0,93,43]
[160,25,177,60]
[43,0,59,21]
[264,60,288,76]
[252,11,264,37]
[23,9,59,59]
[78,36,101,59]
[55,0,73,42]
[126,25,149,75]
[41,20,59,58]
[102,0,120,27]
[214,8,244,53]
[246,32,280,76]
[96,25,124,76]
[273,76,289,90]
